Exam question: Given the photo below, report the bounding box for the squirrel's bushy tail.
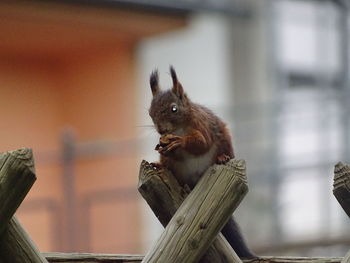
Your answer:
[221,217,257,259]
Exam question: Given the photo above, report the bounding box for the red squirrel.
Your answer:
[148,66,256,259]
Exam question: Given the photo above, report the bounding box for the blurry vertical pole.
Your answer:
[337,0,349,91]
[315,1,331,238]
[336,0,350,229]
[264,0,284,246]
[229,0,283,245]
[337,0,350,161]
[333,0,350,162]
[61,128,77,252]
[266,0,284,246]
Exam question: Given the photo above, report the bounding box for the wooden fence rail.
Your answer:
[43,252,343,263]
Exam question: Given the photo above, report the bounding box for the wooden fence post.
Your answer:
[333,162,350,263]
[140,159,248,263]
[333,162,350,217]
[0,148,36,235]
[0,148,48,263]
[138,160,241,263]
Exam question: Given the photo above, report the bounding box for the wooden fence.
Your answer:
[0,148,348,263]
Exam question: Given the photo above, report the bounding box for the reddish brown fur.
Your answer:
[149,67,234,183]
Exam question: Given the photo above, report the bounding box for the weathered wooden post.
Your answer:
[0,148,48,263]
[333,162,350,217]
[138,160,242,263]
[140,159,248,263]
[333,162,350,263]
[0,148,36,234]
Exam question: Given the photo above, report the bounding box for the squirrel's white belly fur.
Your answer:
[173,145,217,187]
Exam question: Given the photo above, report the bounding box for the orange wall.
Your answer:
[0,57,63,204]
[59,44,137,141]
[0,43,141,253]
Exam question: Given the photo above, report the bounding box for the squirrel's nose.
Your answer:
[159,129,167,135]
[158,126,169,135]
[157,123,170,135]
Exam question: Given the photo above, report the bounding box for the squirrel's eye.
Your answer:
[171,104,178,113]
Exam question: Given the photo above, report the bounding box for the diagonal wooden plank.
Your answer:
[333,162,350,263]
[138,160,241,263]
[333,162,350,217]
[0,148,36,235]
[0,148,48,263]
[0,217,49,263]
[140,159,248,263]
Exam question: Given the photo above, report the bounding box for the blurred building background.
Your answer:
[0,0,349,257]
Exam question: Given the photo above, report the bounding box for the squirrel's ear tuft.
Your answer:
[170,66,185,99]
[170,66,178,84]
[150,69,160,96]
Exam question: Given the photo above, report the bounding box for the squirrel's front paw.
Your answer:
[159,134,181,145]
[157,134,183,155]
